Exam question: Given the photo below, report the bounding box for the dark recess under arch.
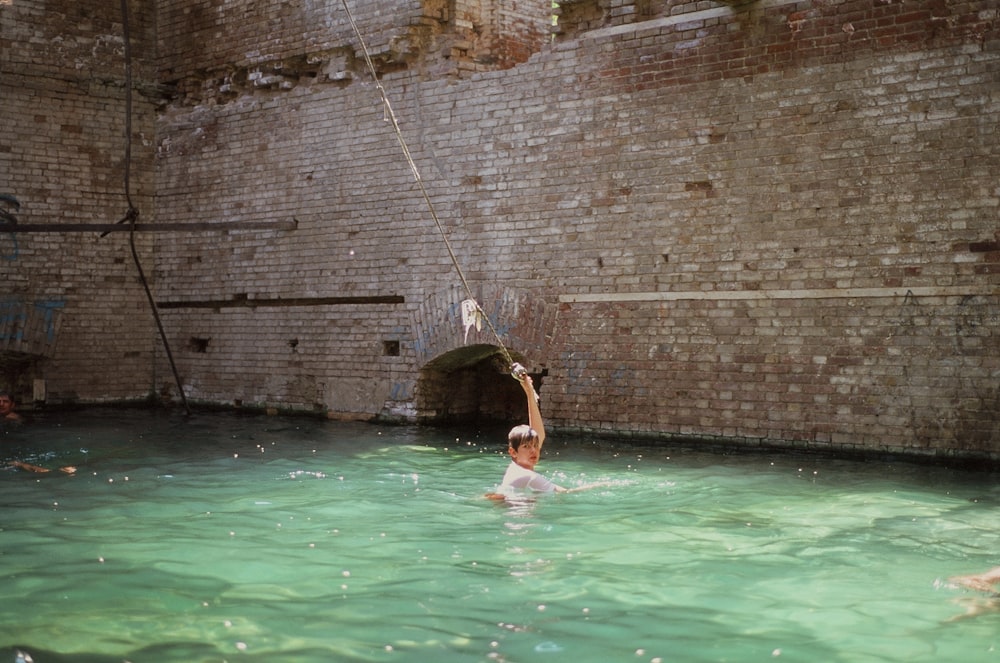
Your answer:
[416,344,546,425]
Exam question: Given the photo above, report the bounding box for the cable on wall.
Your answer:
[115,0,190,415]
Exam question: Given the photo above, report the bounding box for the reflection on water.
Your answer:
[1,409,999,662]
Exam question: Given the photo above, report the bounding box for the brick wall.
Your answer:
[541,0,1000,455]
[4,0,998,457]
[0,0,160,405]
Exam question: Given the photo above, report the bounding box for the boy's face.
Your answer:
[509,437,541,470]
[0,396,13,417]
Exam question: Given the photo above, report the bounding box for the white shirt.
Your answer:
[499,461,558,493]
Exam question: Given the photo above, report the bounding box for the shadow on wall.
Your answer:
[416,343,545,425]
[0,351,40,410]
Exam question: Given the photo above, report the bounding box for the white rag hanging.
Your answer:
[460,299,483,344]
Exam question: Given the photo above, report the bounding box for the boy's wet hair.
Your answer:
[508,424,538,449]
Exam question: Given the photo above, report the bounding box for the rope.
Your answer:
[339,0,521,375]
[118,0,190,415]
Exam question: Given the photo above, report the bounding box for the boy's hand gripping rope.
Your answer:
[510,363,539,403]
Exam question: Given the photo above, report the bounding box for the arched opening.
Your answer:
[416,344,546,425]
[0,350,45,412]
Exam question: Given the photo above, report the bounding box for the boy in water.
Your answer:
[1,391,75,474]
[0,391,23,423]
[497,374,563,493]
[488,370,609,498]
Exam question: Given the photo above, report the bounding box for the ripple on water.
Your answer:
[2,411,999,662]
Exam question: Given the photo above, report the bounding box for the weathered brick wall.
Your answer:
[5,0,998,458]
[542,0,1000,455]
[0,0,160,405]
[150,0,997,456]
[152,0,998,455]
[149,0,554,418]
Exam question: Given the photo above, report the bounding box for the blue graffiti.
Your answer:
[0,301,27,341]
[414,327,437,359]
[0,232,18,261]
[34,300,65,342]
[390,381,413,400]
[0,299,65,343]
[485,300,515,337]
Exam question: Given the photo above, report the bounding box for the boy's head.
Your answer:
[0,392,15,416]
[507,424,542,469]
[508,424,539,450]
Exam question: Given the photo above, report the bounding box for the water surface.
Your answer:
[2,410,998,662]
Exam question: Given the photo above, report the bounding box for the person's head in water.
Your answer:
[508,424,542,470]
[0,392,22,422]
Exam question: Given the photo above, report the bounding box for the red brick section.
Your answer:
[596,0,997,89]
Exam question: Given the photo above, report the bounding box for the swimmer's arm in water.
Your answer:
[9,460,77,475]
[557,480,616,493]
[950,566,1000,593]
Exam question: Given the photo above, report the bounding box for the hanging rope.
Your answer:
[339,0,530,387]
[118,0,190,415]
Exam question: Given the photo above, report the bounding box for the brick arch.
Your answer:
[407,284,558,424]
[410,283,559,371]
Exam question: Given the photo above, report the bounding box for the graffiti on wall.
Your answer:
[0,299,66,357]
[0,231,18,261]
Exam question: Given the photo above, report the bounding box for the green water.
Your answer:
[1,410,998,662]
